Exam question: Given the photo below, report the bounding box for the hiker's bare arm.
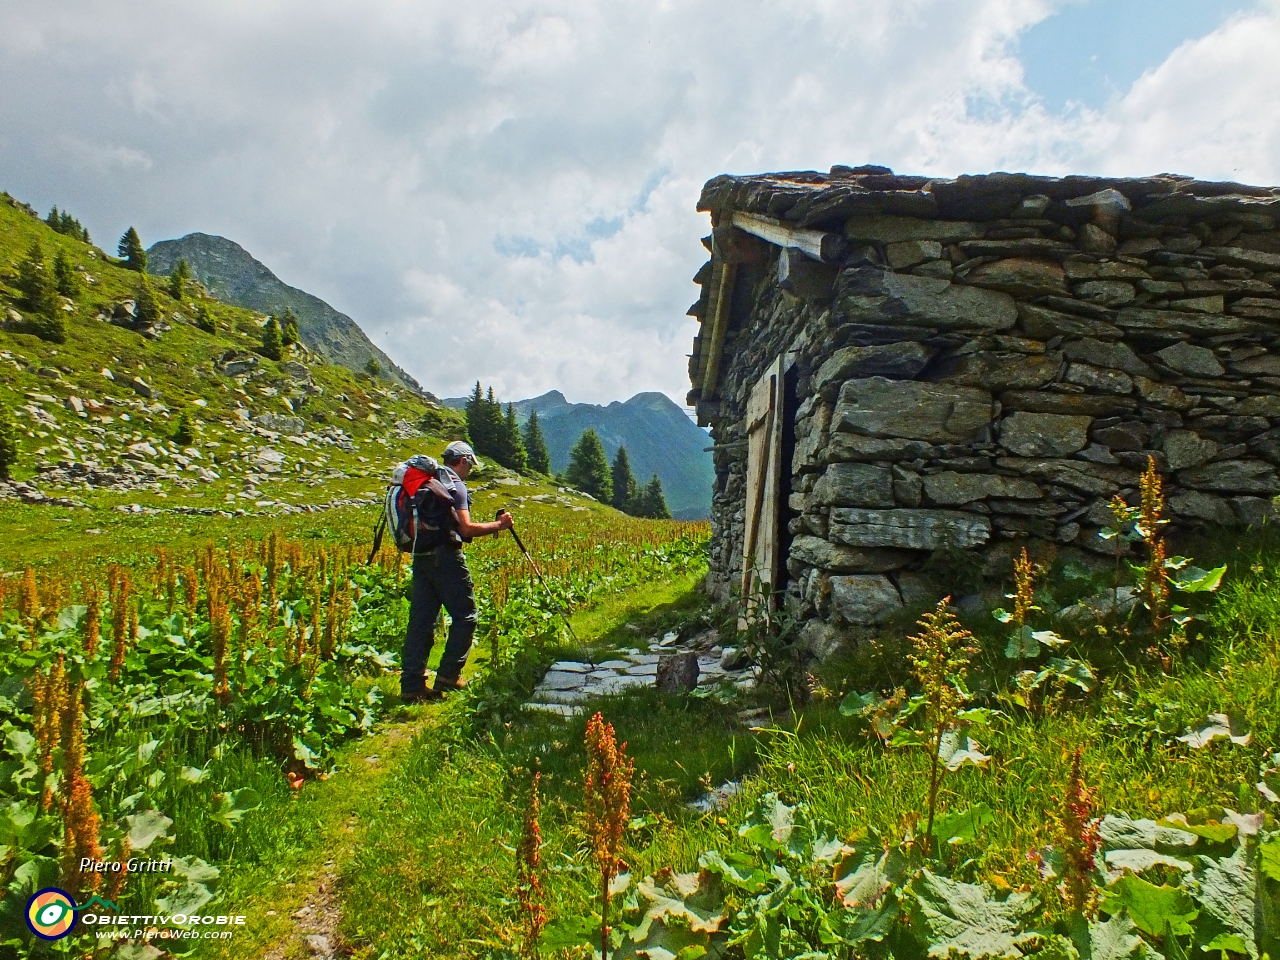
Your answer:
[455,509,514,539]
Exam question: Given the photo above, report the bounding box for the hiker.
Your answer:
[401,440,514,702]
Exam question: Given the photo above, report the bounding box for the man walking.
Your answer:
[401,440,514,702]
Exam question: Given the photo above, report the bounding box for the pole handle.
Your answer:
[497,509,527,552]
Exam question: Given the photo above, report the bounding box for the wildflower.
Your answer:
[17,566,39,636]
[1012,547,1035,628]
[584,712,634,959]
[32,656,68,810]
[83,583,101,657]
[60,686,101,899]
[515,772,547,957]
[1054,748,1101,915]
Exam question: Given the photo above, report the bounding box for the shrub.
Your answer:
[168,258,191,301]
[0,403,19,481]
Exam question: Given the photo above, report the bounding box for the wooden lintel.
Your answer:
[730,211,846,265]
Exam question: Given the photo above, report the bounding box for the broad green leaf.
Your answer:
[910,870,1040,959]
[56,604,87,631]
[1084,914,1150,960]
[179,766,207,784]
[4,729,34,760]
[1063,561,1093,581]
[1155,814,1236,844]
[210,787,262,828]
[1099,815,1198,852]
[932,803,995,845]
[126,810,173,851]
[615,917,717,960]
[113,944,163,960]
[1194,844,1257,958]
[738,794,809,858]
[170,856,220,884]
[835,846,907,908]
[1100,873,1197,938]
[631,870,726,939]
[698,850,770,892]
[938,729,991,772]
[1033,630,1067,649]
[136,739,162,763]
[1260,838,1280,882]
[542,914,597,950]
[1177,713,1251,749]
[1005,625,1039,660]
[155,881,214,915]
[839,690,883,717]
[1170,564,1226,593]
[1103,849,1193,874]
[1042,658,1098,693]
[841,894,899,945]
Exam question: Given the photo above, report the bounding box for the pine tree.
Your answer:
[465,381,487,451]
[523,410,551,474]
[0,403,18,482]
[17,240,55,317]
[53,249,80,299]
[169,258,191,301]
[173,411,196,446]
[194,302,216,333]
[135,276,161,327]
[634,475,671,519]
[281,307,300,347]
[610,446,637,512]
[260,317,284,361]
[117,227,147,271]
[566,429,613,504]
[45,206,59,229]
[499,403,528,471]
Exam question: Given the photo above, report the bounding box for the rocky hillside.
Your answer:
[0,190,463,521]
[447,390,714,518]
[147,233,421,393]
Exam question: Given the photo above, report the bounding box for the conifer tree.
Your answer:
[260,317,284,361]
[17,240,55,317]
[0,402,18,482]
[465,381,487,451]
[173,411,196,446]
[365,357,381,377]
[281,307,300,347]
[135,276,162,328]
[45,206,60,229]
[499,403,528,471]
[53,249,80,299]
[523,410,551,474]
[634,474,671,519]
[169,258,191,301]
[194,302,216,333]
[117,227,147,272]
[566,429,613,504]
[610,446,637,512]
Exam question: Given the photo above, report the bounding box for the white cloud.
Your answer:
[0,0,1276,406]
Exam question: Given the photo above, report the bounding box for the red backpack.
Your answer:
[368,455,458,561]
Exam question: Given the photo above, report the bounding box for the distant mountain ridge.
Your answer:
[146,233,421,392]
[444,390,713,520]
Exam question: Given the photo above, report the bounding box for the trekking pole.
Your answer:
[497,509,587,657]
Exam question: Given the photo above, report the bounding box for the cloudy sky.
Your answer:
[2,0,1277,407]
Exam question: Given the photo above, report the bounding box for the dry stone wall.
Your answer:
[690,168,1280,656]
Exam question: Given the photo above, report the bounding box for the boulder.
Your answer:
[1168,490,1236,525]
[656,652,699,694]
[254,413,305,435]
[835,378,992,444]
[999,412,1092,456]
[966,258,1067,297]
[128,376,155,399]
[813,462,895,508]
[830,575,904,625]
[829,508,991,550]
[812,342,933,394]
[921,472,1040,505]
[221,359,259,376]
[789,535,913,573]
[282,360,311,380]
[1157,342,1225,378]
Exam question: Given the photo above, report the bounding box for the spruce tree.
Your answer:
[260,317,284,361]
[169,258,191,301]
[194,302,216,333]
[635,475,671,519]
[465,382,487,451]
[281,307,300,347]
[45,206,60,229]
[0,403,18,482]
[117,227,147,272]
[523,410,551,474]
[53,249,80,299]
[566,429,613,504]
[17,240,55,317]
[499,403,528,471]
[135,276,162,328]
[173,410,196,446]
[611,446,637,512]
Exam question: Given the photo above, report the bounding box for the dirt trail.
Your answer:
[214,715,433,960]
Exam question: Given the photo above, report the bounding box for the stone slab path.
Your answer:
[523,631,756,716]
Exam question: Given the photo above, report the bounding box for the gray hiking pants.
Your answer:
[401,544,477,693]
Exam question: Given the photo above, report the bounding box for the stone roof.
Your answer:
[697,165,1280,228]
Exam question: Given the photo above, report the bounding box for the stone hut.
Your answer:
[686,165,1280,654]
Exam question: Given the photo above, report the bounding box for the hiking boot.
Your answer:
[432,674,467,695]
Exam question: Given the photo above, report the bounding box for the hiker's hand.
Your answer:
[497,512,515,531]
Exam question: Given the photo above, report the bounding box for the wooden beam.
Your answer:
[699,260,737,399]
[731,211,847,265]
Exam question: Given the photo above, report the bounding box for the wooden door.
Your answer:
[741,356,786,616]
